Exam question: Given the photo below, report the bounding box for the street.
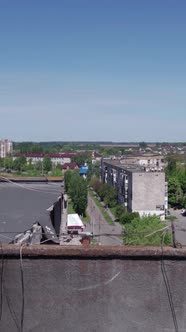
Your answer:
[86,195,123,246]
[169,208,186,246]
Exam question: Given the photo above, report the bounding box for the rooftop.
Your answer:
[102,159,147,173]
[0,182,62,243]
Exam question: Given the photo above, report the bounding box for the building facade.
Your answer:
[101,159,167,218]
[13,153,76,165]
[0,139,13,158]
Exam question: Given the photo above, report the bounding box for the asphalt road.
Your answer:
[169,208,186,245]
[86,195,123,246]
[0,182,62,243]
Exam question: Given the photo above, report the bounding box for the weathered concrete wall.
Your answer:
[0,246,186,332]
[132,172,165,212]
[50,196,62,236]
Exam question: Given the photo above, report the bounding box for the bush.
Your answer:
[119,211,139,224]
[115,205,126,219]
[124,216,172,246]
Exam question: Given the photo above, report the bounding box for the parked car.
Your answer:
[182,210,186,217]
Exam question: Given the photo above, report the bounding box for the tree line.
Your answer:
[64,171,88,216]
[90,177,139,224]
[0,156,53,173]
[166,157,186,208]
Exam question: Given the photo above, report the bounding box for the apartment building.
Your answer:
[0,139,13,158]
[13,153,76,165]
[101,159,168,218]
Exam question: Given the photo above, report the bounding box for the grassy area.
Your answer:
[89,190,114,225]
[110,206,117,218]
[67,200,90,223]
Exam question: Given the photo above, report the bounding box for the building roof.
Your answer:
[102,159,149,173]
[67,214,84,229]
[14,153,76,158]
[79,165,88,174]
[63,162,79,170]
[0,182,62,243]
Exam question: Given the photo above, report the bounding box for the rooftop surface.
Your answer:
[102,159,147,173]
[0,182,62,243]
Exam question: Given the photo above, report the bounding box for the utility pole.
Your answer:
[171,221,176,248]
[99,214,101,245]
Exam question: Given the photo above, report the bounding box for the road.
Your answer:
[86,195,123,246]
[169,208,186,245]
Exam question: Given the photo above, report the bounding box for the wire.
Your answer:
[0,177,61,195]
[161,231,179,332]
[0,234,14,241]
[40,237,60,244]
[144,226,169,238]
[20,245,25,332]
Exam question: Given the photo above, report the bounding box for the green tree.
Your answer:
[97,183,109,201]
[120,212,139,224]
[168,176,183,206]
[35,161,43,172]
[70,176,88,216]
[43,156,52,173]
[104,186,117,208]
[166,157,177,177]
[4,157,13,170]
[71,152,91,166]
[65,171,88,215]
[13,156,27,171]
[64,170,75,193]
[89,177,102,193]
[115,205,126,220]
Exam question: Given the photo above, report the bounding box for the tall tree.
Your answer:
[43,156,52,173]
[65,171,88,216]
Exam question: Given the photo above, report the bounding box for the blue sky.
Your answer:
[0,0,186,142]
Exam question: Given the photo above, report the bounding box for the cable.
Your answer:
[1,179,61,195]
[40,237,59,244]
[0,177,61,195]
[144,226,169,238]
[20,245,25,332]
[0,234,14,241]
[161,231,179,332]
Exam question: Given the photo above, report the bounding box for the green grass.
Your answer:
[67,200,90,223]
[89,190,114,225]
[110,206,117,217]
[68,200,75,214]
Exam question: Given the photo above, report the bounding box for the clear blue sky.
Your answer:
[0,0,186,142]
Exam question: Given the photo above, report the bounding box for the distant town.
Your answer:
[0,138,186,247]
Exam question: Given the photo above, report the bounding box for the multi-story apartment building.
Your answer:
[101,159,168,219]
[0,139,13,158]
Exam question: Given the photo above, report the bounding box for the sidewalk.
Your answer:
[87,194,123,246]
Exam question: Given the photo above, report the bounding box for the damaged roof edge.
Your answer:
[1,245,186,259]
